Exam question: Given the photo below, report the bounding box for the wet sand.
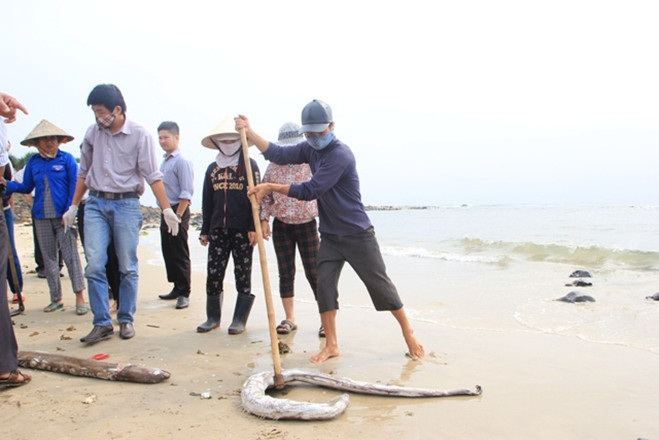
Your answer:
[2,223,658,440]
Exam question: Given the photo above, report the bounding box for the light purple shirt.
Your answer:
[79,118,163,195]
[160,149,194,206]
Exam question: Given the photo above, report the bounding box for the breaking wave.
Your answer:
[381,238,659,272]
[379,245,510,264]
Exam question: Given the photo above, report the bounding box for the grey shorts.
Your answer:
[316,227,403,313]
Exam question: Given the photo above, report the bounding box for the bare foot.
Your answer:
[391,308,425,359]
[404,333,425,359]
[310,346,340,364]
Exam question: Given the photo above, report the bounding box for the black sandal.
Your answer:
[276,319,298,335]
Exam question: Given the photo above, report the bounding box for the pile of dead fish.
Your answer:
[556,270,595,303]
[556,269,659,303]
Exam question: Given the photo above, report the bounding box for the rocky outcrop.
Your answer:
[11,194,202,232]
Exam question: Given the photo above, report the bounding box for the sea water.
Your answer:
[143,205,659,354]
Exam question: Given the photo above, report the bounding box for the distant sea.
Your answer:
[367,205,659,270]
[143,205,659,355]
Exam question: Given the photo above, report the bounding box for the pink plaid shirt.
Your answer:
[259,163,317,224]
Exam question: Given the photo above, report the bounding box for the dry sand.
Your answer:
[2,222,659,440]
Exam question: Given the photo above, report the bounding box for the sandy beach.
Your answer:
[2,218,659,440]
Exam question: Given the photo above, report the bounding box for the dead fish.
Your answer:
[555,291,595,303]
[241,368,482,421]
[569,270,592,278]
[565,280,592,287]
[17,350,170,384]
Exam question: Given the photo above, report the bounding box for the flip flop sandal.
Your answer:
[318,326,326,338]
[276,319,298,335]
[0,370,31,389]
[11,294,26,304]
[43,302,64,312]
[76,305,90,316]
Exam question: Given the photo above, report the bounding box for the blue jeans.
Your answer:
[3,208,23,294]
[83,196,142,327]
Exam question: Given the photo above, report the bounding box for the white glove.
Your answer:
[162,208,180,236]
[63,204,78,229]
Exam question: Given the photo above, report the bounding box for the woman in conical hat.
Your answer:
[196,117,260,335]
[5,120,88,315]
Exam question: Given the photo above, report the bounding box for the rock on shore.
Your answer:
[12,194,202,231]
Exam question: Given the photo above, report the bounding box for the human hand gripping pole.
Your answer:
[162,208,180,236]
[239,127,285,390]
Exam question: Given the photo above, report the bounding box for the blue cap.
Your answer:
[300,99,333,133]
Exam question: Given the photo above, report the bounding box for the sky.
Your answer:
[2,0,658,208]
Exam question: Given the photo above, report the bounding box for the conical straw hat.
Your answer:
[201,117,240,150]
[21,119,74,146]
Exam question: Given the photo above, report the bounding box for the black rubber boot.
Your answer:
[228,293,255,335]
[196,292,223,333]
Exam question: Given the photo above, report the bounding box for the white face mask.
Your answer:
[38,148,57,159]
[218,140,241,156]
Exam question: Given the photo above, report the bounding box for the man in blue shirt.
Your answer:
[156,121,194,310]
[235,100,425,363]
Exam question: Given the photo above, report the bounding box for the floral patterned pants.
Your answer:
[206,228,253,297]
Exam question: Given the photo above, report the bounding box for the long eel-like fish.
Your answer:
[17,350,170,384]
[241,368,482,420]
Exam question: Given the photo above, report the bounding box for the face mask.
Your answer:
[96,112,116,129]
[306,131,335,151]
[38,149,57,159]
[37,137,58,159]
[218,140,241,156]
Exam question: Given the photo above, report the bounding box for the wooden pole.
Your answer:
[239,128,285,389]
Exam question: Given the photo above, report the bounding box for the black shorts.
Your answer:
[316,227,403,313]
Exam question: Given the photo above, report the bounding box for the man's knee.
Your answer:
[84,262,106,279]
[316,292,338,313]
